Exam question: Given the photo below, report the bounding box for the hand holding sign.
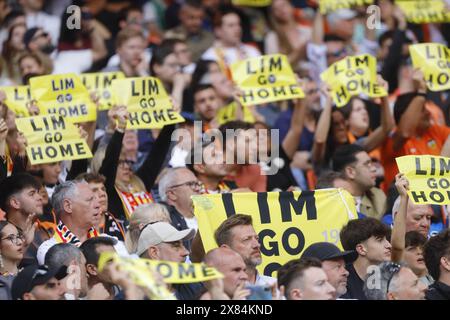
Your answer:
[320,54,387,107]
[410,43,450,92]
[114,105,129,131]
[231,54,305,106]
[30,73,97,123]
[395,173,410,198]
[412,68,427,93]
[396,155,450,205]
[27,100,40,116]
[15,114,93,165]
[112,77,185,129]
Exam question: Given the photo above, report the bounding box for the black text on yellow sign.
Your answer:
[231,54,304,106]
[112,77,185,129]
[1,86,31,117]
[396,155,450,205]
[80,72,125,111]
[15,114,93,165]
[30,73,97,123]
[193,189,357,277]
[395,0,450,24]
[320,0,373,14]
[410,43,450,92]
[321,54,387,107]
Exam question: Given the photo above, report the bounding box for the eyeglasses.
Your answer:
[168,180,204,191]
[118,159,135,168]
[385,263,402,294]
[32,32,49,41]
[1,233,25,245]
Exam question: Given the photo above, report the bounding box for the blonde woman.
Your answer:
[124,203,171,254]
[264,0,312,69]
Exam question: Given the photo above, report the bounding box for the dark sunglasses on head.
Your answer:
[32,32,49,41]
[385,263,402,294]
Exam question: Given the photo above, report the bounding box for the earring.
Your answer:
[0,253,4,269]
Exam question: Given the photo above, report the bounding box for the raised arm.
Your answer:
[99,106,128,192]
[312,11,324,45]
[392,69,427,151]
[282,98,306,160]
[391,173,409,263]
[88,20,108,63]
[311,86,332,164]
[135,124,176,191]
[362,76,395,151]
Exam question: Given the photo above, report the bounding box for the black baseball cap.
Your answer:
[301,242,357,263]
[11,264,67,300]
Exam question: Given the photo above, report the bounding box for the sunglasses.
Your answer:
[385,263,402,294]
[32,32,49,41]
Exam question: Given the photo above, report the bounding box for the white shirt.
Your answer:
[26,12,61,46]
[37,233,129,265]
[184,216,198,231]
[52,49,93,74]
[202,44,261,67]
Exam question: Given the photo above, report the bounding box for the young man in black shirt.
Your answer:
[424,229,450,300]
[340,217,392,300]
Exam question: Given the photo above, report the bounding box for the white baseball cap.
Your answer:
[136,222,195,256]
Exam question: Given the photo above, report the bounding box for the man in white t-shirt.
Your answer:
[19,0,61,46]
[202,7,260,71]
[23,26,106,74]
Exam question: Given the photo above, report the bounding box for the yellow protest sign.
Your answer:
[396,155,450,205]
[112,77,185,129]
[409,43,450,92]
[320,54,387,107]
[232,0,271,6]
[15,114,93,165]
[1,86,31,117]
[396,0,450,24]
[100,251,224,286]
[80,71,125,111]
[216,101,255,125]
[320,0,373,14]
[193,189,357,277]
[30,73,97,123]
[231,54,305,107]
[98,252,175,300]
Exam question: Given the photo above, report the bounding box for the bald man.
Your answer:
[202,247,249,299]
[392,196,433,237]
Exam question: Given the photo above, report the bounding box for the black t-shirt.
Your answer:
[426,281,450,300]
[341,263,367,300]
